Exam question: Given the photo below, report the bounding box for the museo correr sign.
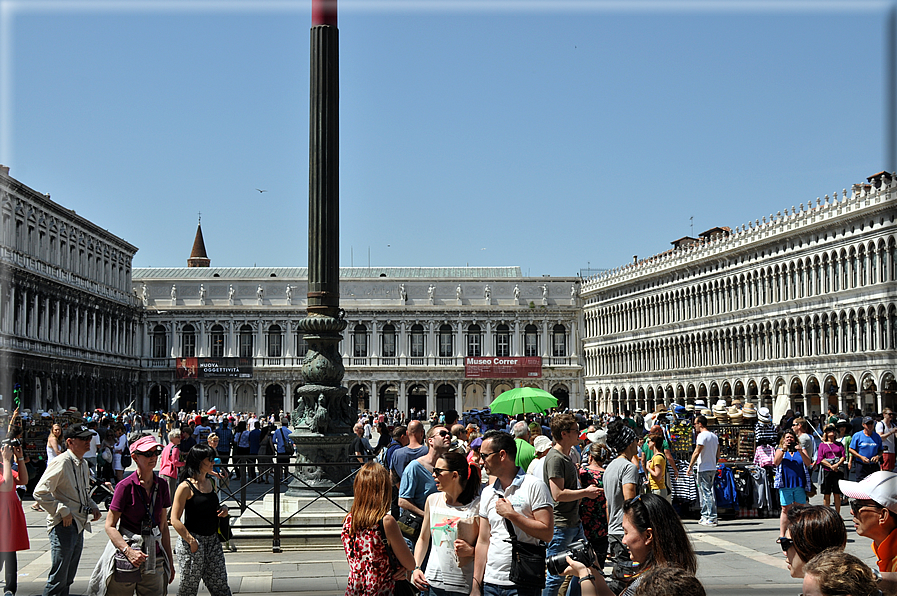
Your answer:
[464,356,542,379]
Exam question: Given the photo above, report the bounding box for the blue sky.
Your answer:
[1,0,891,277]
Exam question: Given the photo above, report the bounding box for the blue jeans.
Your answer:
[696,470,717,523]
[43,522,84,596]
[426,587,469,596]
[485,583,542,596]
[542,524,585,596]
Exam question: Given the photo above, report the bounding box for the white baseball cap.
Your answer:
[839,471,897,514]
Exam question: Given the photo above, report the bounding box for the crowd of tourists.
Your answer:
[342,404,897,596]
[5,402,897,596]
[0,405,292,596]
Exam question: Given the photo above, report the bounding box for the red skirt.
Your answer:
[0,490,30,552]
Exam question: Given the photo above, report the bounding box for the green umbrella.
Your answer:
[489,387,558,416]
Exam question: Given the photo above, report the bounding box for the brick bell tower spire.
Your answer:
[187,212,210,268]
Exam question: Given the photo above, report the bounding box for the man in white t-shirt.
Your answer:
[83,420,101,477]
[686,415,719,526]
[472,430,554,596]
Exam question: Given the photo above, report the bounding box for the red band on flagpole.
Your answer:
[312,0,337,27]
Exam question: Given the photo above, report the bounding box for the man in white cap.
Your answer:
[34,424,102,596]
[840,471,897,575]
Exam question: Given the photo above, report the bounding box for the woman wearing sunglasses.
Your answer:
[87,434,175,595]
[777,504,847,578]
[410,451,481,596]
[170,444,232,596]
[560,493,696,596]
[774,429,813,538]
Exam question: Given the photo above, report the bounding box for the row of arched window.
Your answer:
[349,323,568,358]
[585,303,897,376]
[152,321,572,360]
[585,236,897,337]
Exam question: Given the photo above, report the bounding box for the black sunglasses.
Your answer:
[136,449,162,458]
[434,430,451,438]
[432,467,453,476]
[850,499,882,515]
[777,536,794,552]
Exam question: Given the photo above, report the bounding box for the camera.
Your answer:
[1,438,21,448]
[546,539,596,576]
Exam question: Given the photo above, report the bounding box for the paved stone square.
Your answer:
[8,492,877,596]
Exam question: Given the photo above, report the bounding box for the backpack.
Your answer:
[278,427,294,456]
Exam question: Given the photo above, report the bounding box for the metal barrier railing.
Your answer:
[215,454,375,552]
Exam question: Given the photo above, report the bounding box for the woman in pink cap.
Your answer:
[87,434,175,595]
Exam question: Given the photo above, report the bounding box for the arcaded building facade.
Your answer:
[581,171,897,418]
[133,260,584,416]
[0,166,142,413]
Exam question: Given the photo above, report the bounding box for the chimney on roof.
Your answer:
[633,255,638,264]
[0,165,9,176]
[187,215,210,268]
[867,171,893,189]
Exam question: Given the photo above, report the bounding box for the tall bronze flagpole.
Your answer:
[290,0,354,493]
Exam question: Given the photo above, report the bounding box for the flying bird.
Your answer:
[256,189,267,193]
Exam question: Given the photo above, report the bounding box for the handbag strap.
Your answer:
[503,516,521,545]
[377,518,402,571]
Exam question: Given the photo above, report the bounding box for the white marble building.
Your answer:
[133,258,583,416]
[0,166,142,413]
[581,171,897,418]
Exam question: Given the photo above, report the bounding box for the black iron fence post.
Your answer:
[273,457,282,553]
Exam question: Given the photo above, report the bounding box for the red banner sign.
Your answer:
[465,357,542,379]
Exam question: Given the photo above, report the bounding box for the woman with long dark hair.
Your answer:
[170,444,232,596]
[411,451,481,596]
[562,493,697,596]
[342,462,415,596]
[779,504,847,578]
[815,425,846,514]
[373,422,391,456]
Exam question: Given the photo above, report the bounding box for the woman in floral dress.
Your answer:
[342,462,415,595]
[579,441,610,570]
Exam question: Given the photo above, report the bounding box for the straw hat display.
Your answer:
[712,400,728,423]
[727,406,743,424]
[742,402,758,419]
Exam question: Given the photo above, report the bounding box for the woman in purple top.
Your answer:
[815,425,846,515]
[89,434,175,595]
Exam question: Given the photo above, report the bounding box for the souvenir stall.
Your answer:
[663,401,780,519]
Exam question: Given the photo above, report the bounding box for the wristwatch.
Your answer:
[581,574,596,582]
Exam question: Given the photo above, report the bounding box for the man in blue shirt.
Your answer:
[215,419,234,465]
[398,424,451,548]
[850,417,883,481]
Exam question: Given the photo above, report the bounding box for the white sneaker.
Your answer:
[698,520,718,526]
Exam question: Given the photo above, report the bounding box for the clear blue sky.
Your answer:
[1,0,890,277]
